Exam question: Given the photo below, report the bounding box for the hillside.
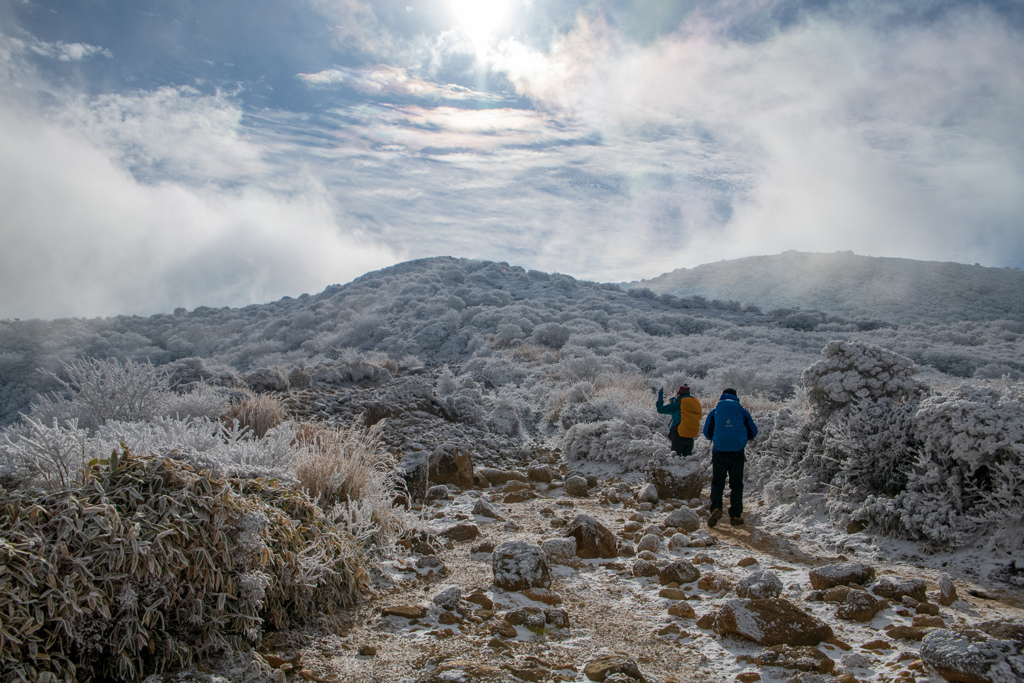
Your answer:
[1,255,1023,682]
[627,251,1024,323]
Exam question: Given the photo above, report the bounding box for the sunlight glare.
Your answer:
[450,0,513,49]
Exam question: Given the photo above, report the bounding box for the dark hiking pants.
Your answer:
[670,431,694,456]
[710,450,745,518]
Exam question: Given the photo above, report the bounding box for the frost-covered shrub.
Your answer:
[44,358,170,430]
[802,341,924,417]
[242,366,290,392]
[530,322,570,349]
[462,356,526,387]
[164,383,232,421]
[0,450,372,682]
[562,419,670,471]
[166,356,240,391]
[863,383,1024,548]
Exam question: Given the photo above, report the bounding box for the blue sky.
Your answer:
[1,0,1023,318]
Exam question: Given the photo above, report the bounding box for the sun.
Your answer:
[449,0,513,50]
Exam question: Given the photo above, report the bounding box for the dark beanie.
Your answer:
[723,388,738,397]
[678,385,690,395]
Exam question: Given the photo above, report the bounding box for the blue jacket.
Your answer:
[702,393,757,452]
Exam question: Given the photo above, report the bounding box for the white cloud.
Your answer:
[0,60,397,319]
[491,7,1024,270]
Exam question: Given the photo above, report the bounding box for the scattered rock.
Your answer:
[660,588,688,600]
[836,590,885,622]
[696,598,834,646]
[583,654,649,682]
[738,557,758,567]
[467,592,493,610]
[637,483,659,504]
[478,467,529,486]
[564,476,591,497]
[382,605,428,619]
[429,443,474,488]
[505,606,546,629]
[886,625,926,641]
[492,541,551,591]
[808,562,876,590]
[565,514,619,559]
[668,601,696,619]
[667,533,690,550]
[637,534,661,553]
[357,645,376,656]
[527,464,554,483]
[736,571,784,600]
[736,674,761,683]
[633,558,660,578]
[472,498,504,520]
[425,484,451,502]
[523,588,562,605]
[697,573,734,594]
[663,507,701,534]
[860,639,892,651]
[542,537,578,565]
[753,645,835,674]
[440,523,480,542]
[689,530,716,547]
[471,540,496,554]
[872,576,927,603]
[432,586,462,611]
[913,615,946,629]
[920,621,1024,683]
[505,489,538,503]
[647,460,705,501]
[939,573,959,606]
[659,559,701,585]
[692,552,715,565]
[917,601,940,616]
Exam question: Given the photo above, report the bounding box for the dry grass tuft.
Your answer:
[291,420,393,506]
[222,393,285,437]
[0,447,369,682]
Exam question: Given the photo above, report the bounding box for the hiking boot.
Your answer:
[730,516,744,526]
[708,509,723,528]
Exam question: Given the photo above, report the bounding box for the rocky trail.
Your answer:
[257,457,1024,683]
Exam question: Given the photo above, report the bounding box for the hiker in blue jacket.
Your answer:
[702,388,758,527]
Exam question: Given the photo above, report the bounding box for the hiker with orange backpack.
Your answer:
[655,384,702,456]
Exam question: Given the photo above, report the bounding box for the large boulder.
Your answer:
[429,443,474,488]
[646,459,704,501]
[564,475,590,497]
[736,570,784,600]
[807,562,875,590]
[492,541,551,591]
[697,599,834,646]
[564,514,618,559]
[663,507,701,534]
[920,620,1024,683]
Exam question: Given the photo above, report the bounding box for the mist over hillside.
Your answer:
[627,251,1024,323]
[2,254,1023,427]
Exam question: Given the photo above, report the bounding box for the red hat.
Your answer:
[678,385,690,394]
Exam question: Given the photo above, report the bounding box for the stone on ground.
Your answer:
[696,598,834,646]
[808,562,876,590]
[736,570,783,600]
[564,514,619,559]
[492,541,552,591]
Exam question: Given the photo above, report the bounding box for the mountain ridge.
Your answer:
[626,251,1024,323]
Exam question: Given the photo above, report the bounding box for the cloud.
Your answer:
[0,44,398,319]
[299,64,504,103]
[488,4,1024,270]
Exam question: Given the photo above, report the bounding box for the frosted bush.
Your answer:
[563,418,671,471]
[242,366,290,392]
[488,397,523,438]
[164,383,232,420]
[530,323,570,349]
[45,358,170,430]
[802,341,924,417]
[0,416,97,489]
